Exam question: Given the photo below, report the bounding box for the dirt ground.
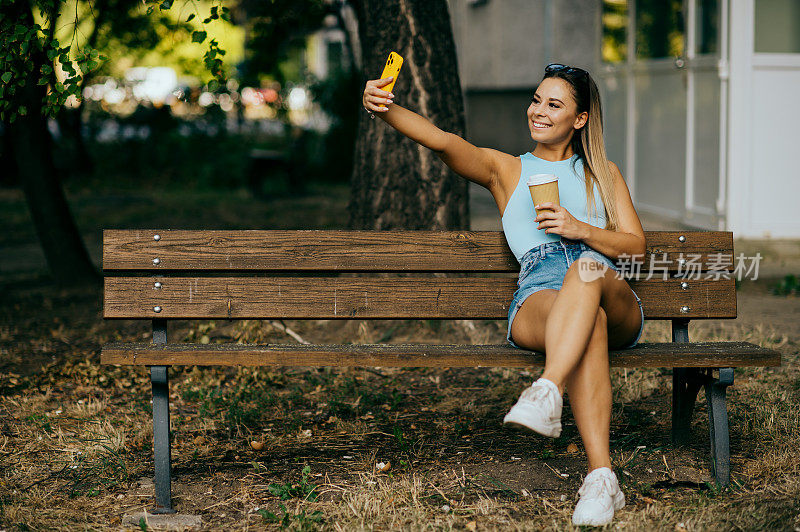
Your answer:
[1,185,799,530]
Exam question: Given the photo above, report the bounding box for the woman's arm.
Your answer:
[363,77,510,191]
[579,162,647,260]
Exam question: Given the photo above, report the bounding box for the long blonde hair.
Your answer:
[543,69,620,232]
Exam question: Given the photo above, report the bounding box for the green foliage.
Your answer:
[72,107,259,190]
[769,274,799,296]
[258,503,323,530]
[267,465,318,501]
[0,0,232,122]
[0,4,103,122]
[305,66,361,183]
[179,368,280,433]
[239,0,328,87]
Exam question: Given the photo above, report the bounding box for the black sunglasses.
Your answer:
[544,63,589,78]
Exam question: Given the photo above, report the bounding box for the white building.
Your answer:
[449,0,800,239]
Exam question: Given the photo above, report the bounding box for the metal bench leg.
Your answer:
[705,368,734,487]
[671,319,705,444]
[671,367,705,444]
[150,319,175,514]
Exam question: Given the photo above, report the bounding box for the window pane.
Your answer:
[602,0,628,63]
[755,0,800,53]
[635,0,685,59]
[696,0,719,55]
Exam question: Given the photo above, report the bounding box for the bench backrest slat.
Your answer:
[103,276,737,320]
[103,230,734,273]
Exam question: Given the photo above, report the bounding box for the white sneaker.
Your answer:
[502,378,562,437]
[572,467,626,527]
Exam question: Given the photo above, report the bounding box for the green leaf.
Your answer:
[1,72,11,83]
[19,106,26,116]
[207,79,219,92]
[47,48,58,61]
[191,31,207,43]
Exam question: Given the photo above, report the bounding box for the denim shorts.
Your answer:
[507,238,644,349]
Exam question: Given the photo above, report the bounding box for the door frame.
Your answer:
[726,0,754,237]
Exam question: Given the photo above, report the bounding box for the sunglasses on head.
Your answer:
[544,63,589,78]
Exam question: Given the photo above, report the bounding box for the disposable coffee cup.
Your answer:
[527,174,560,215]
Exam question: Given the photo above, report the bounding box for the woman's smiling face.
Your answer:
[527,77,587,144]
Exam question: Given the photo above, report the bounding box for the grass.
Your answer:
[1,183,799,530]
[769,274,800,296]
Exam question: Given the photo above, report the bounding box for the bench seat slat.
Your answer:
[101,341,781,368]
[104,276,737,319]
[103,230,735,272]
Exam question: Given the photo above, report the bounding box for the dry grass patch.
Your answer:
[2,278,799,529]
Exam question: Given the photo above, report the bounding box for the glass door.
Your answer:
[598,0,725,228]
[632,0,688,218]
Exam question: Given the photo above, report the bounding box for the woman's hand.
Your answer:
[534,202,589,240]
[363,77,395,114]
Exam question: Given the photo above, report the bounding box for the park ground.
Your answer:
[1,182,799,530]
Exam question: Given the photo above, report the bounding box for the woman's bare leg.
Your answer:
[564,309,613,472]
[539,258,604,393]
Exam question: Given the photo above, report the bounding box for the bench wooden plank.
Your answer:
[103,230,735,272]
[103,230,519,272]
[103,276,737,319]
[101,341,781,368]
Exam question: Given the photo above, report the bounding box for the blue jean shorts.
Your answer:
[507,238,644,349]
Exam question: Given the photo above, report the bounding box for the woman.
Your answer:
[362,63,645,527]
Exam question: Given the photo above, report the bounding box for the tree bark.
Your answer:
[348,0,468,230]
[5,1,100,287]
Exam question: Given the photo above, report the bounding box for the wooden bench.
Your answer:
[101,229,781,513]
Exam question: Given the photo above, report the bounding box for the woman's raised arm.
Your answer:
[363,77,511,191]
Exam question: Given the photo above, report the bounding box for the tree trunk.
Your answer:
[5,1,100,287]
[348,0,468,230]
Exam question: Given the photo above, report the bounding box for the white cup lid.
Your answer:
[527,173,558,186]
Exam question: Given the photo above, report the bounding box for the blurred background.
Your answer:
[1,0,799,286]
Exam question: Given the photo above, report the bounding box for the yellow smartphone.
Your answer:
[377,51,403,109]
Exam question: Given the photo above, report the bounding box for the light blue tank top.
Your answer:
[501,152,607,263]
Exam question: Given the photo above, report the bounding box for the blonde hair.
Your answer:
[544,69,620,232]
